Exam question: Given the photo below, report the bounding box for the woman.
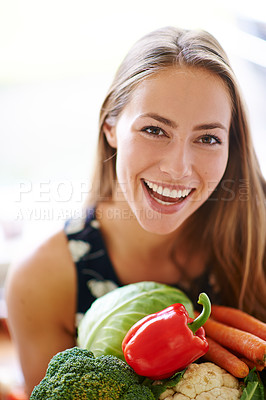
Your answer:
[5,26,266,396]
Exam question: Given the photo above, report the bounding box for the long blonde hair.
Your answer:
[89,27,266,320]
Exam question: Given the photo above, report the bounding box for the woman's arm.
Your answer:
[5,231,77,397]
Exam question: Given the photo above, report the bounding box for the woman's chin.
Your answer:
[133,208,186,236]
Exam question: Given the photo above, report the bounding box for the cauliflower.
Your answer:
[158,363,242,400]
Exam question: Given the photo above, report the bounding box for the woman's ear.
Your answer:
[103,122,117,148]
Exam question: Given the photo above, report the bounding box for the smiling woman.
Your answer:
[103,67,230,232]
[5,26,266,397]
[88,26,265,318]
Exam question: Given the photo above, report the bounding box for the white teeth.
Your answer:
[162,187,170,197]
[157,186,163,195]
[152,196,173,205]
[172,189,178,198]
[145,181,153,189]
[144,180,192,200]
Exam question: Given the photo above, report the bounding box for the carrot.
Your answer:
[211,305,266,341]
[204,337,250,378]
[239,357,264,372]
[202,317,266,366]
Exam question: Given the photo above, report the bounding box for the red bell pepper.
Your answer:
[122,292,211,380]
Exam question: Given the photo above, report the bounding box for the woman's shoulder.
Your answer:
[9,229,74,282]
[5,230,77,393]
[5,229,76,325]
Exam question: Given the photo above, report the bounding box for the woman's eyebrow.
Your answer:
[193,122,227,131]
[139,112,178,129]
[138,113,227,132]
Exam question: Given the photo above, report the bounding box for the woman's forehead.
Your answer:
[132,66,230,97]
[121,66,232,126]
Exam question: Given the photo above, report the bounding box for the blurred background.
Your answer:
[1,0,266,301]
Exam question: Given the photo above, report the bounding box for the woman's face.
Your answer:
[105,67,231,234]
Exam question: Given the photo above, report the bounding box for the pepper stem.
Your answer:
[188,293,211,334]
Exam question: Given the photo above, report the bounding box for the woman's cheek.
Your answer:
[204,155,228,193]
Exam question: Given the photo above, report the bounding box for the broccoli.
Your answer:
[30,346,155,399]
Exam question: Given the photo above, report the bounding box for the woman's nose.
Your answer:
[159,141,192,179]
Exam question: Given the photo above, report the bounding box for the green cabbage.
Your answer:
[77,281,194,360]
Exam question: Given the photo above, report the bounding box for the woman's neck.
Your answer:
[97,200,179,261]
[96,201,207,286]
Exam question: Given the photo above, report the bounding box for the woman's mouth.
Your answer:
[142,179,194,213]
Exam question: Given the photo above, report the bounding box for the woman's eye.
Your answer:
[198,134,221,145]
[142,126,165,136]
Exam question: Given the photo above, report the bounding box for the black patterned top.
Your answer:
[64,208,221,326]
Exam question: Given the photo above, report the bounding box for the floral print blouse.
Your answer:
[64,208,221,327]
